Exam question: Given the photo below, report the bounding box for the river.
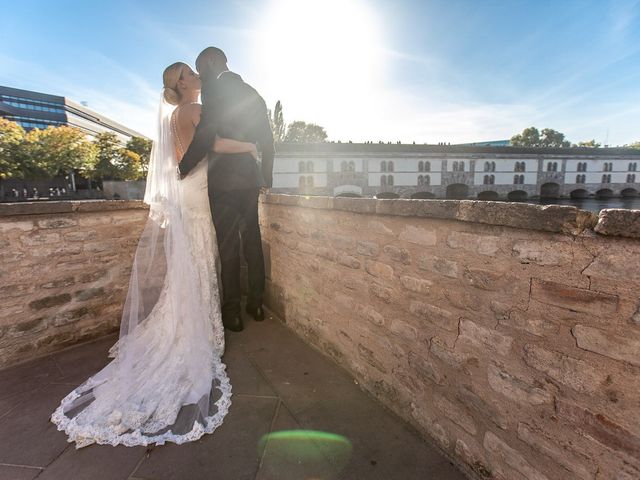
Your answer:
[526,197,640,213]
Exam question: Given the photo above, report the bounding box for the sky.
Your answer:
[2,0,639,145]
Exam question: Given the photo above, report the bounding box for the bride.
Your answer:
[51,62,258,448]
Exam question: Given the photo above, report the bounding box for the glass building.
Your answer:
[0,85,146,143]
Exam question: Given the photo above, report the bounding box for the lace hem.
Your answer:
[50,360,232,449]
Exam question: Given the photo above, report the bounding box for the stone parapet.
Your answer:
[0,200,148,367]
[259,193,640,480]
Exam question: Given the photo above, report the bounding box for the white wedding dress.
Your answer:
[51,97,231,448]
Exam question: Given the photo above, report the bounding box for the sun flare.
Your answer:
[256,0,386,137]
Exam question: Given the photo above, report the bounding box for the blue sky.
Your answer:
[2,0,639,145]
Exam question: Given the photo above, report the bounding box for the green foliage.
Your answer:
[629,141,640,149]
[284,120,328,143]
[0,118,27,179]
[510,127,571,148]
[125,136,152,178]
[25,126,97,178]
[576,139,601,148]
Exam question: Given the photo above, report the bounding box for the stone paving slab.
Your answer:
[0,310,466,480]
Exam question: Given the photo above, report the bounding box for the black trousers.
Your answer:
[209,188,265,318]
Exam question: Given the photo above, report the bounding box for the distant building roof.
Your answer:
[275,142,640,156]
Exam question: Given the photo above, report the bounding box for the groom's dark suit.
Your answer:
[178,71,275,320]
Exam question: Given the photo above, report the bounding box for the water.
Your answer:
[530,197,640,213]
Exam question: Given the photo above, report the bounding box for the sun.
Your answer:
[255,0,386,137]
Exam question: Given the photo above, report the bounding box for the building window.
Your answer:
[348,161,355,172]
[388,175,394,186]
[418,161,424,172]
[307,161,314,173]
[627,174,636,183]
[484,162,490,172]
[514,174,524,184]
[603,162,613,172]
[388,161,394,172]
[341,161,347,172]
[299,176,305,189]
[629,162,637,172]
[602,174,611,183]
[547,162,558,172]
[484,175,495,185]
[306,176,314,187]
[298,161,306,173]
[424,174,430,185]
[381,161,387,172]
[381,175,387,186]
[424,161,431,172]
[514,161,526,172]
[452,161,459,171]
[576,174,586,184]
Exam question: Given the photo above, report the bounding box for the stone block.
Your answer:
[512,240,574,266]
[36,217,77,229]
[410,402,451,449]
[523,343,606,393]
[398,225,437,247]
[517,423,595,480]
[356,240,380,257]
[408,351,444,385]
[456,384,509,430]
[433,393,477,434]
[0,220,34,232]
[487,363,552,405]
[40,277,76,290]
[531,279,618,315]
[572,324,640,367]
[583,245,640,283]
[382,244,411,264]
[501,308,560,337]
[454,439,492,479]
[483,431,550,480]
[409,301,458,332]
[390,320,418,341]
[368,282,393,303]
[555,398,640,457]
[365,260,394,279]
[336,253,360,269]
[595,208,640,238]
[28,294,72,310]
[458,319,513,356]
[327,232,356,251]
[400,275,432,294]
[418,255,459,278]
[462,267,502,291]
[357,343,387,373]
[19,232,61,246]
[357,304,384,326]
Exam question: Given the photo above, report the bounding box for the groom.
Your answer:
[178,46,275,332]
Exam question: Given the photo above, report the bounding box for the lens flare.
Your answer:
[258,429,353,479]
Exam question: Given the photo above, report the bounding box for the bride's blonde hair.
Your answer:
[162,62,188,105]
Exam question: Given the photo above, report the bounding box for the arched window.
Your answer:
[381,175,387,186]
[425,161,431,172]
[490,175,495,185]
[381,161,387,172]
[388,161,394,172]
[519,175,525,184]
[547,162,552,172]
[553,162,558,172]
[484,162,490,172]
[629,162,637,172]
[307,161,314,173]
[460,162,465,172]
[299,176,305,189]
[299,161,306,173]
[418,161,424,172]
[627,174,636,183]
[307,176,314,187]
[388,175,394,186]
[341,161,347,172]
[425,175,430,185]
[602,174,611,183]
[521,162,526,172]
[484,175,489,185]
[513,174,519,184]
[452,161,459,171]
[491,162,496,172]
[348,161,355,172]
[417,175,423,186]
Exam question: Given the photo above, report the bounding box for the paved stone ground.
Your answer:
[0,311,466,480]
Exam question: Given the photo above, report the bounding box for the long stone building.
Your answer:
[271,143,640,200]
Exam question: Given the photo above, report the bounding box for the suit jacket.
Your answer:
[178,71,275,192]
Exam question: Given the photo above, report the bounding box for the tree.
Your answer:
[284,121,328,143]
[273,101,285,143]
[26,125,97,178]
[92,132,123,180]
[510,127,570,147]
[576,139,601,148]
[629,141,640,149]
[125,136,152,179]
[0,118,26,179]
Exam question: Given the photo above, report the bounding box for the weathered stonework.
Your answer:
[260,193,640,480]
[0,200,147,367]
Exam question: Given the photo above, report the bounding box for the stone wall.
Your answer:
[0,201,148,367]
[259,194,640,480]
